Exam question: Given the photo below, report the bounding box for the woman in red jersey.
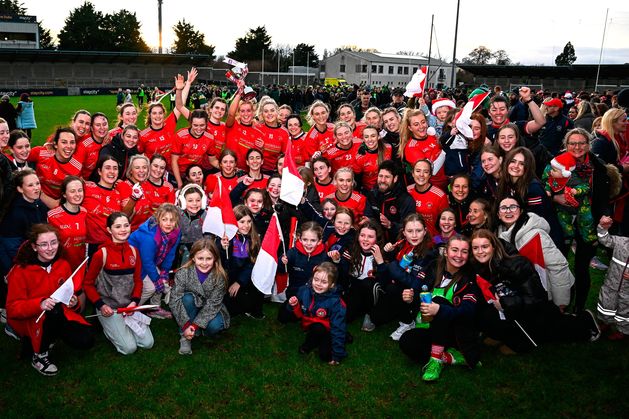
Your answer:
[225,80,264,171]
[337,104,366,139]
[353,125,392,192]
[205,149,242,195]
[406,159,449,238]
[109,102,138,138]
[399,109,447,190]
[304,100,335,159]
[29,127,82,209]
[322,121,361,173]
[256,98,289,174]
[324,167,368,223]
[144,154,176,213]
[312,156,336,201]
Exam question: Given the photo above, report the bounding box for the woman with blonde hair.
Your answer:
[303,100,335,159]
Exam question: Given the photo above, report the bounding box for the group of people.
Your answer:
[0,69,627,382]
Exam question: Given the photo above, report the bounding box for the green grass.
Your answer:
[6,95,189,147]
[1,263,627,417]
[1,95,628,417]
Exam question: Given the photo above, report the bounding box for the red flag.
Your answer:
[518,233,548,291]
[475,274,496,303]
[280,139,305,206]
[203,179,238,240]
[404,66,428,98]
[454,91,491,138]
[252,213,283,294]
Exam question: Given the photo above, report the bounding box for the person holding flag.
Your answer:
[220,205,264,319]
[84,212,154,355]
[470,229,600,354]
[6,224,94,376]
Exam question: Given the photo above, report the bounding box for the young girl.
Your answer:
[287,262,347,365]
[382,213,437,340]
[596,216,628,340]
[220,205,264,319]
[6,130,34,171]
[338,220,386,330]
[176,183,208,265]
[278,222,328,323]
[129,203,181,319]
[170,238,230,355]
[447,174,472,231]
[433,208,457,251]
[464,198,492,236]
[399,235,481,382]
[83,212,153,355]
[6,224,94,376]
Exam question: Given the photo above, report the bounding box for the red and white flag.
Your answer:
[455,91,491,138]
[203,179,238,240]
[280,140,305,206]
[252,213,283,294]
[518,233,548,291]
[404,66,428,98]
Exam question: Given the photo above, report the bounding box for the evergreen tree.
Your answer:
[555,42,577,66]
[102,10,150,52]
[58,2,106,50]
[172,19,215,59]
[229,26,272,63]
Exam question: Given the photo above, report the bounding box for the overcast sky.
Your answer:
[21,0,629,65]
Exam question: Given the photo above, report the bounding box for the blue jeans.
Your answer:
[182,293,225,336]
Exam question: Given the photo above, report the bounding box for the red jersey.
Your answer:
[403,135,447,190]
[207,121,227,155]
[314,179,336,201]
[83,181,123,244]
[289,133,308,166]
[322,142,361,172]
[83,241,143,309]
[109,126,123,138]
[138,113,177,163]
[239,174,269,192]
[407,184,449,238]
[116,180,153,231]
[353,122,366,139]
[47,205,88,271]
[28,146,82,199]
[225,121,264,171]
[257,124,289,173]
[304,124,335,157]
[143,178,176,212]
[325,191,367,221]
[205,172,240,195]
[75,136,105,180]
[353,144,393,191]
[171,128,216,176]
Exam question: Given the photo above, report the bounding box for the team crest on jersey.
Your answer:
[316,308,327,318]
[453,296,461,306]
[255,138,264,148]
[427,202,433,209]
[389,206,397,215]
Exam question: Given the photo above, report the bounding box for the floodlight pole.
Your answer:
[450,0,460,87]
[427,14,434,86]
[158,0,163,54]
[595,8,609,92]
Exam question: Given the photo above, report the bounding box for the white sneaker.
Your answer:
[0,308,6,324]
[31,352,58,376]
[390,321,415,341]
[178,337,192,355]
[361,314,376,332]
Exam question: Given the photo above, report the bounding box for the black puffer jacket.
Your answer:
[474,255,548,319]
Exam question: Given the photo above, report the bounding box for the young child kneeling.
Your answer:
[287,262,347,365]
[170,238,230,355]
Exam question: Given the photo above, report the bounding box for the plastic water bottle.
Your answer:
[399,251,413,272]
[416,285,432,329]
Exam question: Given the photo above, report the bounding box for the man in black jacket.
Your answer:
[365,160,415,242]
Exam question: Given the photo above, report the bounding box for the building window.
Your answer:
[404,67,409,75]
[362,64,368,73]
[397,66,403,74]
[340,64,345,72]
[388,66,394,74]
[371,65,377,73]
[378,65,383,73]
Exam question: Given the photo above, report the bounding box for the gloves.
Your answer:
[564,187,579,208]
[131,183,144,200]
[154,278,166,293]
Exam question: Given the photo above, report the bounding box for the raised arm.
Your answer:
[174,74,190,120]
[174,67,197,120]
[225,79,245,128]
[519,87,545,134]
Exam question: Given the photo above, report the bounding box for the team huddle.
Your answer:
[0,69,627,382]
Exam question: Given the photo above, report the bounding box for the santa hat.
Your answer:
[432,98,456,114]
[550,153,576,178]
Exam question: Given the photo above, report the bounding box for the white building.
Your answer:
[322,51,455,89]
[0,15,39,49]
